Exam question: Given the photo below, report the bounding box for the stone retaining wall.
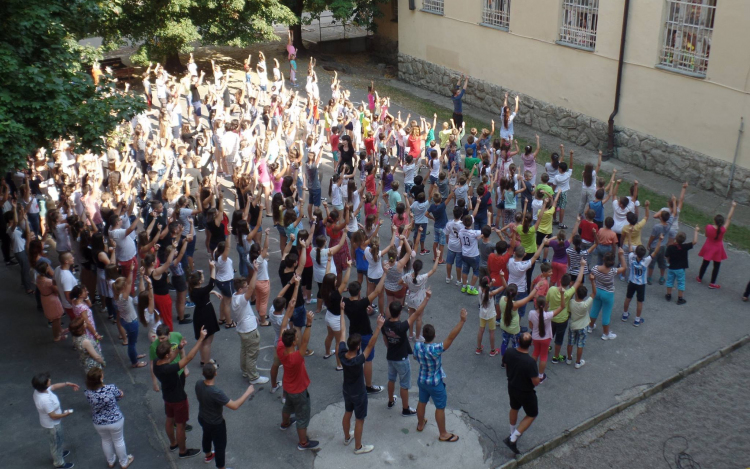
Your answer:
[398,53,750,204]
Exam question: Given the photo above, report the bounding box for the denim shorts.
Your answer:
[666,268,686,291]
[568,328,587,348]
[387,359,412,389]
[404,183,414,195]
[434,230,446,246]
[461,255,480,276]
[429,175,438,185]
[447,249,463,268]
[308,188,322,206]
[216,279,233,297]
[360,334,375,362]
[418,381,447,409]
[275,224,286,237]
[292,305,307,328]
[413,223,427,242]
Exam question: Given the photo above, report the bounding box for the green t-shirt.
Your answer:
[547,286,576,323]
[426,129,435,146]
[516,225,537,254]
[498,297,520,335]
[536,184,554,198]
[387,189,402,212]
[150,332,184,375]
[569,297,593,331]
[538,207,555,235]
[464,157,481,173]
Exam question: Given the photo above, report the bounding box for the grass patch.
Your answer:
[376,82,750,252]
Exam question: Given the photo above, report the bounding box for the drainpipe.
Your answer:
[726,117,744,198]
[606,0,631,160]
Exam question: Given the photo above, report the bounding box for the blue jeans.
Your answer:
[47,424,65,467]
[120,319,139,365]
[236,244,249,278]
[516,290,529,318]
[500,331,520,355]
[27,212,41,237]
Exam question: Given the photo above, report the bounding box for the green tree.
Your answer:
[285,0,388,51]
[100,0,297,70]
[0,0,146,172]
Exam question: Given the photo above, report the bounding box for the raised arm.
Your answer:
[442,308,468,351]
[407,289,431,327]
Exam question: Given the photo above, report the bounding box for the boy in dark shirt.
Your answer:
[382,292,430,415]
[338,309,385,454]
[409,175,425,201]
[665,226,699,305]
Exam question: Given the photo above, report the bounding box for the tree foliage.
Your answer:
[0,0,146,172]
[99,0,298,66]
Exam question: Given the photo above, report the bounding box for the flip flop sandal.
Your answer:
[439,433,459,442]
[218,319,227,325]
[131,361,147,368]
[417,419,428,432]
[224,321,237,329]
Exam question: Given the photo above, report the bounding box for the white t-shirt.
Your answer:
[403,164,416,184]
[54,267,77,309]
[231,294,258,333]
[612,200,635,234]
[554,170,573,192]
[529,309,554,341]
[459,227,481,258]
[312,248,335,284]
[429,158,441,178]
[55,224,71,252]
[531,199,544,221]
[216,256,234,282]
[507,258,532,293]
[346,193,360,233]
[33,389,61,428]
[445,219,463,253]
[364,247,384,279]
[253,256,270,281]
[110,227,136,261]
[8,226,25,253]
[331,182,344,207]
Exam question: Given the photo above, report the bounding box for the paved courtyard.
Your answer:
[4,50,750,469]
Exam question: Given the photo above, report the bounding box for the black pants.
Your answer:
[744,281,750,298]
[698,260,721,285]
[452,112,463,130]
[523,253,535,292]
[199,417,226,468]
[0,211,10,262]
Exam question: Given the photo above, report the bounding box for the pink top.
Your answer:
[698,224,727,262]
[364,202,378,218]
[368,93,375,111]
[392,212,409,228]
[522,153,537,178]
[272,175,283,194]
[257,158,270,184]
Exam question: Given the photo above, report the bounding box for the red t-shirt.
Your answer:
[330,134,340,150]
[364,137,375,155]
[579,219,598,243]
[487,251,511,286]
[365,174,377,196]
[304,245,313,268]
[277,338,310,394]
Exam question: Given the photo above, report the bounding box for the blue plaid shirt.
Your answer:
[413,342,446,386]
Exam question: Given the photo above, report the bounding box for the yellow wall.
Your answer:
[398,0,750,169]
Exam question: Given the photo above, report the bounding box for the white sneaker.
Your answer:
[416,336,425,342]
[271,381,282,393]
[455,279,462,286]
[607,332,617,340]
[586,324,595,334]
[354,444,374,454]
[445,277,451,284]
[249,376,270,384]
[575,359,586,369]
[344,431,354,446]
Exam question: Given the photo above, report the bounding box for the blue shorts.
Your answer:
[413,223,427,242]
[343,390,368,420]
[434,230,446,246]
[360,334,375,362]
[387,359,412,389]
[192,101,202,116]
[404,183,414,195]
[308,188,321,206]
[429,175,438,185]
[275,224,286,237]
[418,381,447,409]
[446,249,463,268]
[216,279,234,297]
[666,268,686,291]
[461,255,480,276]
[184,237,196,258]
[474,218,487,231]
[292,305,307,328]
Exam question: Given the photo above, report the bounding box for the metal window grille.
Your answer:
[422,0,444,14]
[482,0,511,29]
[559,0,599,50]
[659,0,716,76]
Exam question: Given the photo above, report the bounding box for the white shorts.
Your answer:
[325,311,341,331]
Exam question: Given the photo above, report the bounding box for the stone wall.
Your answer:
[398,53,750,204]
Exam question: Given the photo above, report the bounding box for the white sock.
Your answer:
[510,429,521,443]
[510,424,516,435]
[538,373,544,379]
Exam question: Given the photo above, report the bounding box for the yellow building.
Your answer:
[378,0,750,203]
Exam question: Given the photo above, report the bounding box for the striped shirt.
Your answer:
[627,253,652,285]
[591,266,617,292]
[413,342,445,386]
[566,246,590,275]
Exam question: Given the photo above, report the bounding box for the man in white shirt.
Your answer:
[32,372,79,469]
[221,126,240,177]
[506,243,545,322]
[231,275,269,385]
[458,215,482,296]
[54,252,78,318]
[108,212,139,296]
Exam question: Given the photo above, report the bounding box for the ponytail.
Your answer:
[714,214,725,240]
[536,297,547,338]
[412,259,423,284]
[503,285,517,327]
[316,247,322,265]
[480,277,491,308]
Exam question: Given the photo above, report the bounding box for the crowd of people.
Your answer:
[8,43,745,468]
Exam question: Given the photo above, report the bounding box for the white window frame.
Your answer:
[422,0,444,15]
[657,0,716,78]
[558,0,599,51]
[481,0,511,30]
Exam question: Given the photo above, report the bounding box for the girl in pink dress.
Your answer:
[36,262,65,341]
[697,201,736,289]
